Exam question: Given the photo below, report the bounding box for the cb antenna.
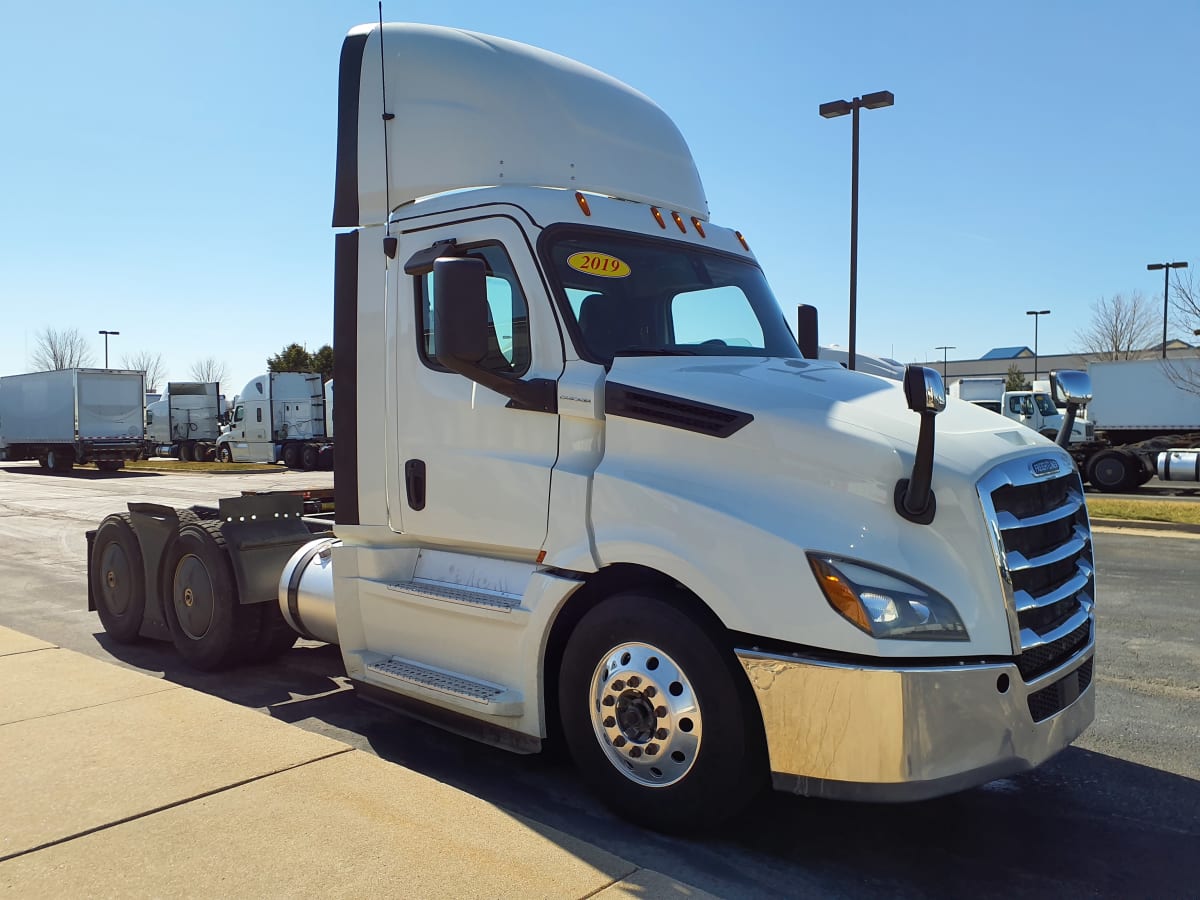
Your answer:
[378,2,397,258]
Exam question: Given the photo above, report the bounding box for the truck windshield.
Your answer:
[1033,394,1058,417]
[542,229,801,365]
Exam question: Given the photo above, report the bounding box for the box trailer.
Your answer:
[0,369,144,473]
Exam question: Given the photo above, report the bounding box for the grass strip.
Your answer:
[1086,497,1200,526]
[80,460,279,475]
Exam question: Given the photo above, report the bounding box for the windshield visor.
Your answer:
[542,229,801,366]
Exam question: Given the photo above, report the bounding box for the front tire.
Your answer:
[558,591,766,832]
[91,513,145,643]
[162,521,259,670]
[216,445,233,463]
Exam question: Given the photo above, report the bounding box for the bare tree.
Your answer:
[30,327,95,370]
[1073,292,1159,361]
[1165,269,1200,394]
[120,351,167,392]
[189,357,229,387]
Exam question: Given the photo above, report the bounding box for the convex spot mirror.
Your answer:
[903,366,946,414]
[1050,370,1092,406]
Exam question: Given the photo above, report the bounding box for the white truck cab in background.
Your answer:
[215,372,332,470]
[950,376,1093,443]
[89,23,1098,831]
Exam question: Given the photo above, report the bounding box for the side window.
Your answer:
[417,244,532,376]
[670,286,766,349]
[234,406,244,423]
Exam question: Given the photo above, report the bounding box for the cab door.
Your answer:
[387,216,563,554]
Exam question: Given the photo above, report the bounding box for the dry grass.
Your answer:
[1086,497,1200,526]
[81,460,279,475]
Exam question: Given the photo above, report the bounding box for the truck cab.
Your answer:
[88,22,1098,833]
[318,23,1097,828]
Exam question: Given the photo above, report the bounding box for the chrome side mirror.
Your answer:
[1050,370,1092,449]
[1050,370,1092,406]
[896,366,944,525]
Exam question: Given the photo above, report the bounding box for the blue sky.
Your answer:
[1,1,1196,394]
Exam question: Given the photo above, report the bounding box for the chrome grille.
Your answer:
[978,454,1095,685]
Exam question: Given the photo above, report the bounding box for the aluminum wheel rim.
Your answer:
[588,643,702,788]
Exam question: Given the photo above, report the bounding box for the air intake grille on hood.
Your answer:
[604,383,753,438]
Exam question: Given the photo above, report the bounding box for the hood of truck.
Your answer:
[586,356,1073,659]
[603,356,1048,477]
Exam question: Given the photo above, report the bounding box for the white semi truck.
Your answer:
[1062,357,1200,491]
[215,372,332,470]
[87,23,1097,830]
[950,376,1094,444]
[0,368,144,473]
[144,381,223,462]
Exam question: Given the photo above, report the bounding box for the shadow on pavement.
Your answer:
[1,466,160,480]
[94,628,1200,899]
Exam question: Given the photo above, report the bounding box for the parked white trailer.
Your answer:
[1066,358,1200,491]
[215,372,332,469]
[0,369,144,473]
[145,381,223,461]
[88,23,1096,832]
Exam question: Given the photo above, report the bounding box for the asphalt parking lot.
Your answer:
[0,461,1197,898]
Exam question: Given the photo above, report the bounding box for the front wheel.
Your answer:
[216,445,233,463]
[558,591,766,832]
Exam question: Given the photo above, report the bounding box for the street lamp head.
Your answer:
[819,99,853,118]
[860,90,895,110]
[1025,310,1050,316]
[1170,261,1189,270]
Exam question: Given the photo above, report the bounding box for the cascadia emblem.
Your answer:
[1030,458,1060,478]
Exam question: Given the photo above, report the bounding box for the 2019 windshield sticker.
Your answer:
[567,251,631,278]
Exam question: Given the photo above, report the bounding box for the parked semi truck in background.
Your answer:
[87,23,1098,831]
[0,369,144,473]
[950,376,1094,443]
[214,372,332,469]
[1063,357,1200,491]
[144,381,223,462]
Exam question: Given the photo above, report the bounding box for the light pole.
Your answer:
[1147,261,1188,359]
[98,330,119,368]
[935,345,955,381]
[819,89,894,372]
[1025,310,1049,383]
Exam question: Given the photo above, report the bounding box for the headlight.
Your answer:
[807,554,968,641]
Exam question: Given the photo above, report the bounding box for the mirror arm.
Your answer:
[895,411,937,524]
[1056,401,1079,449]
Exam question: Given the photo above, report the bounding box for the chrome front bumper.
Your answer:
[736,641,1094,802]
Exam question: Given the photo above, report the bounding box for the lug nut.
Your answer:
[629,746,642,758]
[602,695,615,707]
[612,679,625,691]
[644,686,657,698]
[613,736,627,748]
[603,716,615,728]
[646,743,659,756]
[655,706,667,718]
[656,728,668,740]
[627,675,641,688]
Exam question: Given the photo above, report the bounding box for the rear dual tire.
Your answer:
[92,513,146,643]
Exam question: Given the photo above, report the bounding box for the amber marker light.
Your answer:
[575,192,592,216]
[690,216,706,238]
[651,207,667,229]
[735,231,750,251]
[809,556,871,633]
[671,211,687,233]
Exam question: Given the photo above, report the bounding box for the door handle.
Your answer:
[405,459,426,510]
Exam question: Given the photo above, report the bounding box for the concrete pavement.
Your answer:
[0,626,712,899]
